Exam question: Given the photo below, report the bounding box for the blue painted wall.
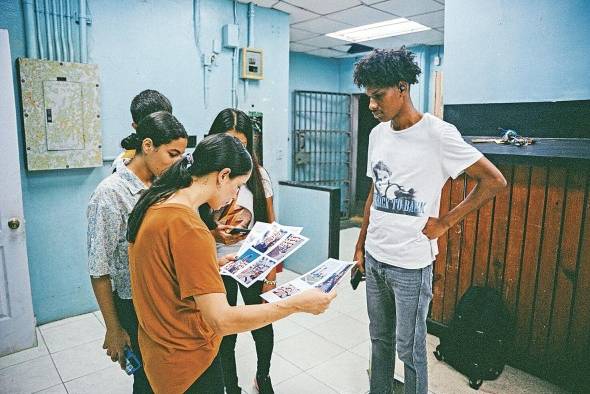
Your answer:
[445,0,590,104]
[0,0,289,324]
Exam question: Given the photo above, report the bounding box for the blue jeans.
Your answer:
[365,252,433,394]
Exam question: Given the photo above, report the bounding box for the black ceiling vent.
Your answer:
[347,43,374,54]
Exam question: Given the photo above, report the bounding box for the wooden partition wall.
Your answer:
[429,161,590,389]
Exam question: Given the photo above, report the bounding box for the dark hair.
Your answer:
[353,47,422,89]
[129,89,172,124]
[127,133,252,242]
[120,111,187,151]
[207,108,270,224]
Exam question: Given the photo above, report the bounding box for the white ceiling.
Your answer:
[237,0,445,58]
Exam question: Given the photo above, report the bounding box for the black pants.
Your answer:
[113,294,153,394]
[184,355,224,394]
[219,276,274,391]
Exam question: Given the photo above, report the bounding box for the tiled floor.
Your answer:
[0,228,567,394]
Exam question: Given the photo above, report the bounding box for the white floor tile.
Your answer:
[275,372,338,394]
[0,355,61,394]
[286,305,342,329]
[339,228,361,261]
[273,330,345,371]
[330,286,367,314]
[39,314,105,353]
[64,364,133,394]
[234,332,256,358]
[51,339,115,382]
[235,352,302,392]
[93,311,105,327]
[349,339,370,361]
[0,328,48,370]
[38,313,93,330]
[342,305,370,325]
[272,316,306,342]
[313,314,369,349]
[34,383,67,393]
[308,351,370,394]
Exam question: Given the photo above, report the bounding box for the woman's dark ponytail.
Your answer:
[120,111,188,152]
[127,133,252,242]
[127,156,193,242]
[120,133,142,150]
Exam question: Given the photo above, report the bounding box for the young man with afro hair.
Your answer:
[352,47,506,394]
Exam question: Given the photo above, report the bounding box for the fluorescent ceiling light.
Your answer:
[326,18,431,43]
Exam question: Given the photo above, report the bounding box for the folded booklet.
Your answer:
[261,258,354,303]
[221,222,308,288]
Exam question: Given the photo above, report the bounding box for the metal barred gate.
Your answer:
[292,91,352,217]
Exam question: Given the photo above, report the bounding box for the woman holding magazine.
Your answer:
[127,133,335,394]
[207,108,279,394]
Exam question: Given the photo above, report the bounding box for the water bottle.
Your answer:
[123,346,141,375]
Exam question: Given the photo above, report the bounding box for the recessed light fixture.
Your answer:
[326,18,431,43]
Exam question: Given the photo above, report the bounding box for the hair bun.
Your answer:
[120,133,142,150]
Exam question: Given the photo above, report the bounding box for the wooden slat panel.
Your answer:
[432,179,452,321]
[457,176,478,300]
[514,166,547,355]
[529,166,567,359]
[567,178,590,356]
[442,175,466,323]
[502,165,531,316]
[472,199,493,287]
[487,164,514,289]
[547,170,586,359]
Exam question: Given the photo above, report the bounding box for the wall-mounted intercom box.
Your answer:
[17,58,102,171]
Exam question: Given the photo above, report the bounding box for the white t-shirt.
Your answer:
[217,166,273,256]
[365,113,483,269]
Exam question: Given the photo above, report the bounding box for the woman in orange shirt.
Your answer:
[127,133,335,394]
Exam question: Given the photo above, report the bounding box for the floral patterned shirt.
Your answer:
[87,161,146,299]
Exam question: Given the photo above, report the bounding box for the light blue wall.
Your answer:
[0,0,289,324]
[445,0,590,104]
[289,52,341,93]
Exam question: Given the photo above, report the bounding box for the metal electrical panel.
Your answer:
[18,58,102,171]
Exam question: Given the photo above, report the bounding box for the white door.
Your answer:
[0,29,36,356]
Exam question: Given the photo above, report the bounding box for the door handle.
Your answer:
[8,218,20,230]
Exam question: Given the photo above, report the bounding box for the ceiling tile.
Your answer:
[284,0,362,15]
[327,5,398,25]
[237,0,279,6]
[409,10,444,29]
[298,35,349,48]
[292,17,353,34]
[290,27,320,41]
[273,2,320,23]
[372,0,444,17]
[331,44,353,52]
[290,42,320,52]
[362,28,443,49]
[306,48,349,58]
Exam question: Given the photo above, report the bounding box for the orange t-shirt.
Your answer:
[129,203,226,394]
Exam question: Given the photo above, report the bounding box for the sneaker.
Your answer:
[254,375,274,394]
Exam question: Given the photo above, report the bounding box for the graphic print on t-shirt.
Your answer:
[372,160,426,217]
